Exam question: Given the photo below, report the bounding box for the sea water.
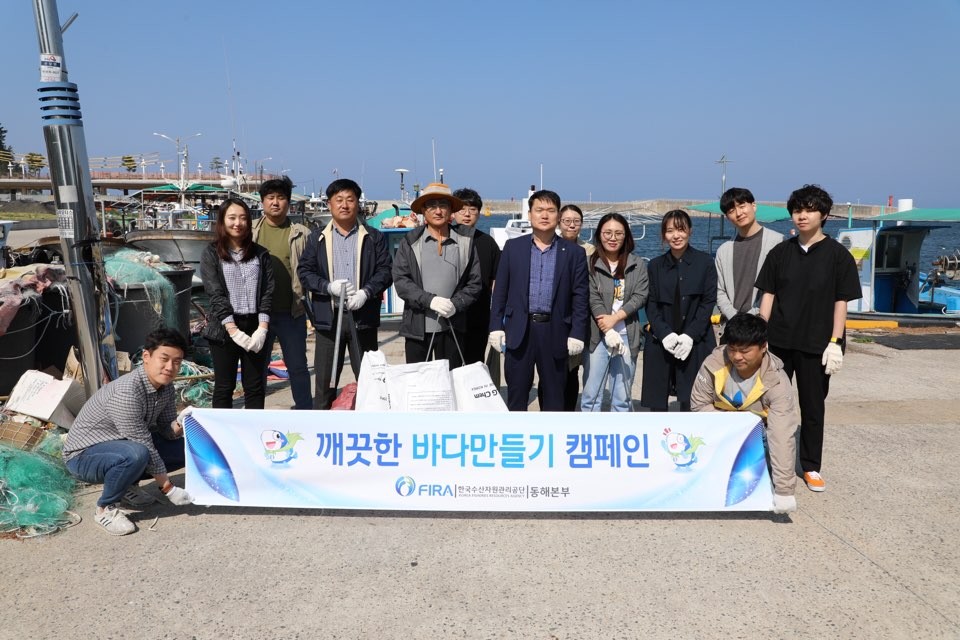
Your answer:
[475,214,960,276]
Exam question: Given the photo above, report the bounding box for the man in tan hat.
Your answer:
[392,182,482,368]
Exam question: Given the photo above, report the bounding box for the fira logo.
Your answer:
[395,477,454,497]
[395,476,416,496]
[418,484,454,497]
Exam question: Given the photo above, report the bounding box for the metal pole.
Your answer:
[33,0,118,395]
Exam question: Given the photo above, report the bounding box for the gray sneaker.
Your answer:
[121,485,157,508]
[95,504,136,536]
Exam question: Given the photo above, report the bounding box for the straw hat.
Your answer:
[410,182,464,214]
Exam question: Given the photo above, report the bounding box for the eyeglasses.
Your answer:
[601,231,625,239]
[423,200,452,211]
[560,218,582,227]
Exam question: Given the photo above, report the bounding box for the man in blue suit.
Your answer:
[489,190,589,411]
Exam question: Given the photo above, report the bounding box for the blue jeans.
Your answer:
[267,311,312,410]
[581,343,637,412]
[65,440,151,508]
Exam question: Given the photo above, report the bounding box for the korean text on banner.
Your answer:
[184,410,775,512]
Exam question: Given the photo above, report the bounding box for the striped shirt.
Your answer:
[529,236,558,313]
[222,249,268,325]
[331,223,359,290]
[63,366,178,475]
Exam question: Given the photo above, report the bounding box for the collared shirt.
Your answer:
[62,366,177,475]
[528,236,558,313]
[421,231,460,333]
[332,223,359,289]
[222,249,262,324]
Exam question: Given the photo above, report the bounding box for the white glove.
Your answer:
[249,327,268,353]
[327,279,356,300]
[429,296,456,318]
[163,485,193,506]
[567,337,584,356]
[488,330,505,352]
[822,342,843,375]
[175,405,195,429]
[604,329,625,355]
[661,332,680,354]
[346,289,368,311]
[773,493,797,514]
[230,330,253,351]
[673,334,694,361]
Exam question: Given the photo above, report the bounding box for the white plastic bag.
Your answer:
[385,359,455,411]
[355,350,390,411]
[451,362,507,412]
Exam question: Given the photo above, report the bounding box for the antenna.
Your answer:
[431,139,438,182]
[715,154,733,197]
[395,168,409,202]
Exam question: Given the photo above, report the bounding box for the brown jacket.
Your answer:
[251,216,310,318]
[690,345,799,496]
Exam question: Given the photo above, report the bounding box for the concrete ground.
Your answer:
[3,327,959,639]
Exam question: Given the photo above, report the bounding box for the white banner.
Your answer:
[183,410,775,512]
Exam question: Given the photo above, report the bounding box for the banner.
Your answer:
[183,410,774,512]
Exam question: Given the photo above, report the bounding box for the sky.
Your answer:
[1,1,959,206]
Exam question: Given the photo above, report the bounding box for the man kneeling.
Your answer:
[690,314,799,514]
[63,328,194,535]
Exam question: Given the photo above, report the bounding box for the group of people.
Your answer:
[61,179,861,534]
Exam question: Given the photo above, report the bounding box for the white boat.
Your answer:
[489,217,532,249]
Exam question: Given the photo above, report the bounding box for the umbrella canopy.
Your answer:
[865,208,960,223]
[141,183,231,193]
[686,201,791,223]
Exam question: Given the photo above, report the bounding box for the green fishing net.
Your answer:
[104,248,177,327]
[0,442,77,537]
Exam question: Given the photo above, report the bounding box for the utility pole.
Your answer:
[33,0,117,393]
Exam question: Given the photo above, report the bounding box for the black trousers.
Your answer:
[771,345,830,473]
[537,363,580,411]
[209,314,270,409]
[314,321,378,410]
[504,321,566,411]
[462,324,488,366]
[405,329,465,370]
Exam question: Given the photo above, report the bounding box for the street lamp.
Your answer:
[254,156,272,183]
[153,131,201,207]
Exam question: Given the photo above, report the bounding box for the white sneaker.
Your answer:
[95,504,136,536]
[772,493,797,514]
[121,485,157,508]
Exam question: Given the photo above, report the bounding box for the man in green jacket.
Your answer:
[252,176,312,409]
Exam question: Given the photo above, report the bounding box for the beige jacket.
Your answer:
[690,345,799,496]
[252,216,310,318]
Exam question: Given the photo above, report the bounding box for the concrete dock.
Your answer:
[2,328,959,639]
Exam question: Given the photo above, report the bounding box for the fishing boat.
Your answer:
[489,217,532,249]
[838,207,960,323]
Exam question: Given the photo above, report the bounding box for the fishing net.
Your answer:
[0,442,78,538]
[104,249,177,328]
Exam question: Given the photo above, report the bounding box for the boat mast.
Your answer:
[33,0,118,394]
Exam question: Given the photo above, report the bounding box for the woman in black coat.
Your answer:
[200,198,275,409]
[640,209,717,411]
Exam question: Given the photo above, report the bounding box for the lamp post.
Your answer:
[254,156,272,184]
[153,131,201,207]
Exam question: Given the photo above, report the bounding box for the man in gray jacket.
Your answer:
[715,188,783,335]
[393,183,482,368]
